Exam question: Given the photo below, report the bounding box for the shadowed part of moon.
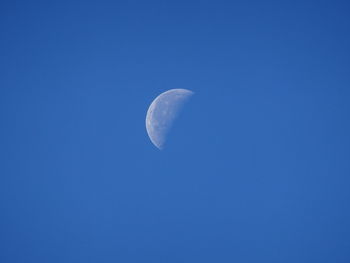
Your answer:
[146,89,194,149]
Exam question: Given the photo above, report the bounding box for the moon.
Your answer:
[146,89,194,149]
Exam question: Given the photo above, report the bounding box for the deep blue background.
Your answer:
[1,1,350,262]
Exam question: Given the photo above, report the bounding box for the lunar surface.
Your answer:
[146,89,194,149]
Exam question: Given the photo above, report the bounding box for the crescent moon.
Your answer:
[146,89,194,149]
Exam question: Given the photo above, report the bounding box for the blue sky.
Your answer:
[1,1,350,262]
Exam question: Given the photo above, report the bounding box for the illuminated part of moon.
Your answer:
[146,89,194,149]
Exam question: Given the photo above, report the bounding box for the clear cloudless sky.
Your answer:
[1,0,350,262]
